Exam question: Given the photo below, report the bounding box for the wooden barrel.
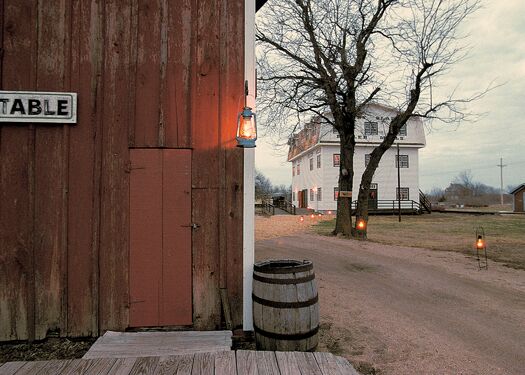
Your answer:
[252,259,319,351]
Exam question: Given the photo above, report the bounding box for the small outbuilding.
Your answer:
[0,0,262,342]
[510,184,525,212]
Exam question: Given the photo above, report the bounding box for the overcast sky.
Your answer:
[254,1,525,193]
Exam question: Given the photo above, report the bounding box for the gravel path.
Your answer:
[255,217,525,375]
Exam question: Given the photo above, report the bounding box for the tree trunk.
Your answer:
[334,133,354,236]
[355,131,398,236]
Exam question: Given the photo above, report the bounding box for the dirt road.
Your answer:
[256,234,525,375]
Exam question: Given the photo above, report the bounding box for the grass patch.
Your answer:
[314,213,525,270]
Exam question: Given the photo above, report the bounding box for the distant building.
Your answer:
[287,104,426,212]
[510,184,525,212]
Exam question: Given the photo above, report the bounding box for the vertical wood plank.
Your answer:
[214,351,236,375]
[294,352,323,375]
[255,351,280,375]
[129,149,163,326]
[132,0,161,147]
[191,352,214,375]
[128,357,159,375]
[235,350,258,375]
[67,0,103,337]
[0,0,38,341]
[161,149,192,325]
[164,0,193,147]
[219,0,245,329]
[98,0,132,332]
[33,0,69,340]
[174,354,195,374]
[313,352,345,375]
[191,0,222,331]
[275,352,301,375]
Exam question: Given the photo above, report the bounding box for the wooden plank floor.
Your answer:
[83,331,233,359]
[0,350,359,374]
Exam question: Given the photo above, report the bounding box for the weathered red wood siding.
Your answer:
[0,0,244,341]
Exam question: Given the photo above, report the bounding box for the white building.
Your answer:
[288,104,426,213]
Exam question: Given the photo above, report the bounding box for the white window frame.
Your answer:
[364,121,378,136]
[333,154,340,167]
[396,187,410,200]
[395,154,409,168]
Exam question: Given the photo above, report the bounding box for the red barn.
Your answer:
[0,0,260,341]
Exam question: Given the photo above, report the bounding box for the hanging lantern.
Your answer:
[318,213,322,218]
[310,213,315,219]
[476,235,485,249]
[356,218,366,231]
[236,106,257,148]
[328,210,332,215]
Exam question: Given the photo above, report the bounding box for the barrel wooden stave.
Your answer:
[253,260,319,351]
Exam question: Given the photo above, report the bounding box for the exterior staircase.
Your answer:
[419,190,432,213]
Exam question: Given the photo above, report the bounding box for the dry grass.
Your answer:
[315,212,525,269]
[255,214,325,241]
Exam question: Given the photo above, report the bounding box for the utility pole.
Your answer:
[397,143,401,222]
[497,157,507,205]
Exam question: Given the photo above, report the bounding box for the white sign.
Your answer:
[0,91,77,124]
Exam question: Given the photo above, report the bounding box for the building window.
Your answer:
[297,163,301,175]
[364,121,378,136]
[396,187,410,200]
[317,154,321,168]
[334,187,339,200]
[365,154,371,167]
[395,154,409,168]
[292,166,295,176]
[309,158,314,171]
[317,187,322,201]
[310,189,315,201]
[293,191,296,201]
[333,154,340,167]
[399,124,407,136]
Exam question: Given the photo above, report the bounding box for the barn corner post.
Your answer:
[242,0,255,332]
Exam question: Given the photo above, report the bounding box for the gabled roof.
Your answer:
[287,122,321,161]
[510,184,525,195]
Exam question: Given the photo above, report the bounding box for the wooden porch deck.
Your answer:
[0,350,359,374]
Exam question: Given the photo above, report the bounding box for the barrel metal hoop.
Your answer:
[254,261,313,274]
[253,273,315,285]
[254,324,319,341]
[252,293,318,309]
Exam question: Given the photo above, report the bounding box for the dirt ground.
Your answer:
[255,215,525,375]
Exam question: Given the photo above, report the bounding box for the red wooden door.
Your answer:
[129,149,192,327]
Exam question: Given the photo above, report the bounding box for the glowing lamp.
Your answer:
[328,210,332,215]
[300,216,304,222]
[476,236,485,249]
[318,213,322,217]
[236,106,257,148]
[310,213,315,219]
[356,219,366,231]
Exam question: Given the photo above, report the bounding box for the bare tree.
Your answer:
[256,0,486,237]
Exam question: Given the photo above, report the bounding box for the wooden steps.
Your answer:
[82,331,232,359]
